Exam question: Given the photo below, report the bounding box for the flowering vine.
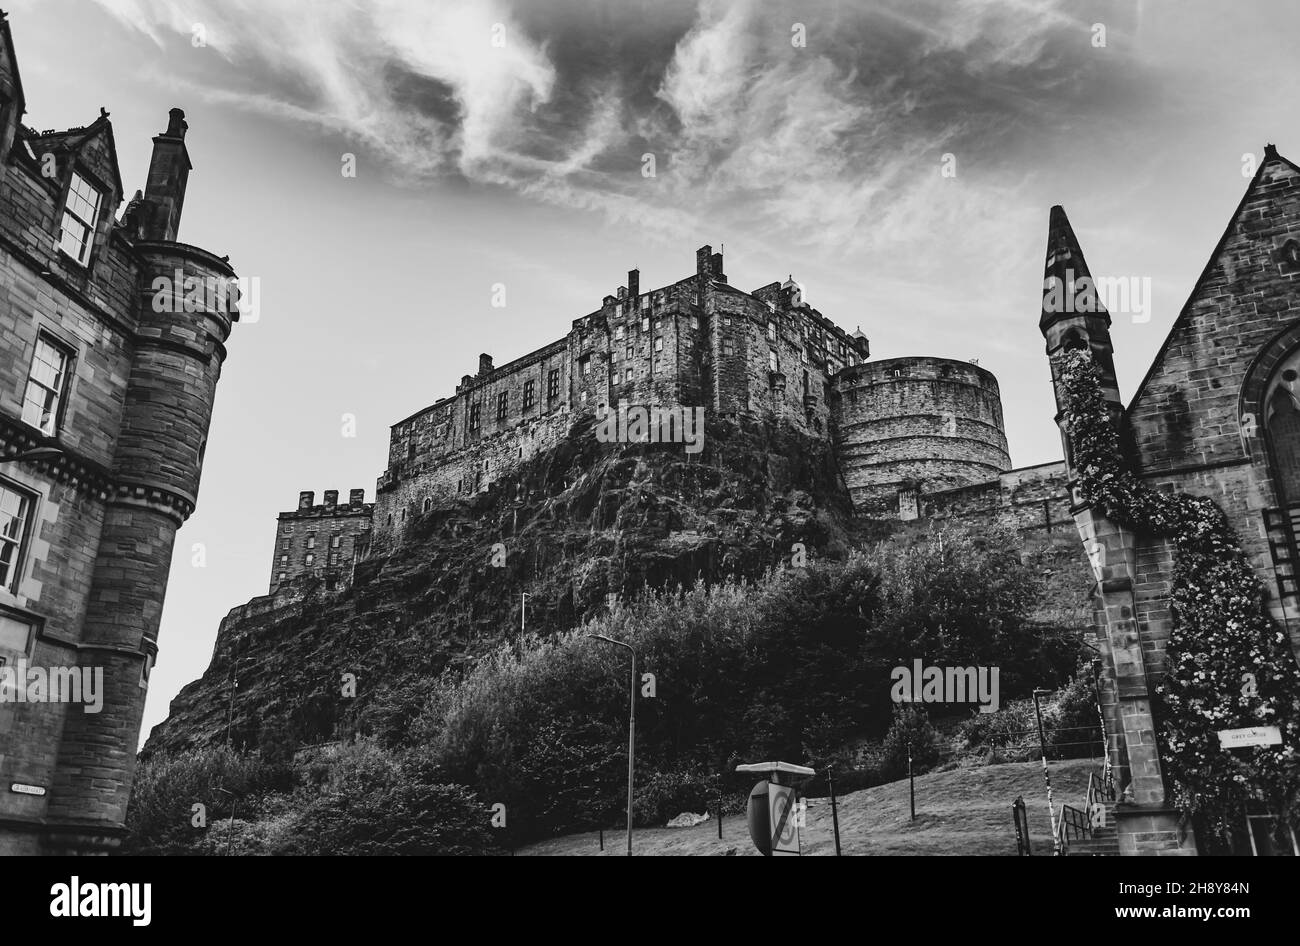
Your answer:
[1056,346,1300,840]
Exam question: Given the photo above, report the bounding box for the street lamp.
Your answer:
[589,633,636,857]
[0,445,63,466]
[520,592,531,634]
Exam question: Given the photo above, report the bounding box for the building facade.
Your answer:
[0,13,241,854]
[1043,144,1300,856]
[268,489,372,593]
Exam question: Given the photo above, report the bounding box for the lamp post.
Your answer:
[1032,688,1059,854]
[520,592,531,634]
[589,633,636,857]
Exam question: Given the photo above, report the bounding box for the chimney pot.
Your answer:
[479,353,494,376]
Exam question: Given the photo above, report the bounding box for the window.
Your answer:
[768,322,777,342]
[654,337,663,353]
[280,539,290,552]
[626,346,633,359]
[329,550,341,565]
[523,379,536,411]
[769,350,778,372]
[616,325,625,341]
[305,553,315,566]
[22,335,71,436]
[547,368,560,401]
[654,319,661,330]
[279,554,288,566]
[612,371,620,386]
[306,534,316,549]
[330,534,341,548]
[469,402,482,429]
[281,525,294,535]
[58,171,102,266]
[496,391,508,421]
[723,316,731,327]
[641,317,650,332]
[690,316,699,330]
[580,355,591,377]
[277,572,287,582]
[0,484,34,593]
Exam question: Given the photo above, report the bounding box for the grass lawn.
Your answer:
[517,758,1099,856]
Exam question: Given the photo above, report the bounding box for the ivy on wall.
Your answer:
[1057,346,1300,837]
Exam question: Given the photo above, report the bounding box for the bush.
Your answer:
[123,745,293,855]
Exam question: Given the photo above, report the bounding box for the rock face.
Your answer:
[144,412,855,757]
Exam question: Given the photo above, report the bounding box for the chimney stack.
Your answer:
[298,491,315,510]
[349,488,365,505]
[479,353,494,376]
[628,269,640,304]
[711,251,725,283]
[323,490,338,510]
[696,245,712,277]
[140,107,192,241]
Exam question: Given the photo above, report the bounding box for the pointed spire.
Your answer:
[1041,204,1109,332]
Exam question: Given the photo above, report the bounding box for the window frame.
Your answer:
[21,332,74,437]
[0,479,37,596]
[57,169,104,268]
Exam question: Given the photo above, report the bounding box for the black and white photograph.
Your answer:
[0,0,1297,923]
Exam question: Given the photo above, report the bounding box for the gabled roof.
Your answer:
[1125,144,1300,416]
[28,110,124,196]
[0,11,25,118]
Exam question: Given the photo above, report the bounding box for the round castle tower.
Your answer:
[835,356,1011,515]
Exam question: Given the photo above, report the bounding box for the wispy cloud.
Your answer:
[87,0,1136,254]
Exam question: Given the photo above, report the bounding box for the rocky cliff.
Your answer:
[144,411,858,757]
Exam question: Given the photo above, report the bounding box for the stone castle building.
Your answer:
[0,13,241,853]
[269,245,1077,588]
[1044,144,1300,856]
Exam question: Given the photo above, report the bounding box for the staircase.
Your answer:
[1065,800,1119,856]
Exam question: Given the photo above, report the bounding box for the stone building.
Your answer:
[0,12,241,853]
[1042,144,1300,856]
[364,245,1073,558]
[268,489,372,593]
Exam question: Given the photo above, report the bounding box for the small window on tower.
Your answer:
[769,350,778,372]
[654,338,663,353]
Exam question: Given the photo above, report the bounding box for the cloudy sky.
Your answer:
[5,0,1299,743]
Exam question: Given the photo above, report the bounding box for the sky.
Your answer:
[4,0,1300,745]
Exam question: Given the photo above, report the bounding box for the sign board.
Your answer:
[768,782,800,856]
[1217,726,1283,750]
[10,783,46,796]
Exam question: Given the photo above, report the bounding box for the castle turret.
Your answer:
[42,110,239,850]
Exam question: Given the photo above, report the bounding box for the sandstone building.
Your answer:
[1043,144,1300,856]
[0,13,241,853]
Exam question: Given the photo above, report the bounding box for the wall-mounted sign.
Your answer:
[1217,726,1283,750]
[10,783,46,796]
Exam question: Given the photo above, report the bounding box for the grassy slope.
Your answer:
[518,758,1098,856]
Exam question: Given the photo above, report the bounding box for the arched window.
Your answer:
[1267,367,1300,505]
